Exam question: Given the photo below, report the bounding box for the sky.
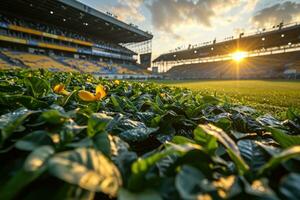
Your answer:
[78,0,300,59]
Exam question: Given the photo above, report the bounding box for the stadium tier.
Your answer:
[0,56,19,69]
[0,0,153,75]
[1,50,76,72]
[59,58,102,73]
[0,48,151,75]
[166,51,300,79]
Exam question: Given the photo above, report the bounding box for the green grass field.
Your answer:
[156,80,300,119]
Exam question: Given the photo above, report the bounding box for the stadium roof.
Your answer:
[0,0,153,43]
[154,22,300,62]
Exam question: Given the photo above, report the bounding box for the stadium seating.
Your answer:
[283,60,300,78]
[59,58,102,74]
[286,60,300,71]
[166,52,300,79]
[57,58,139,74]
[0,49,149,75]
[1,50,76,72]
[0,57,19,69]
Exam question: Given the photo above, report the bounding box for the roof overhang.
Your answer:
[154,23,300,62]
[0,0,153,43]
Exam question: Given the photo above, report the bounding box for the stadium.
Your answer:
[0,0,158,79]
[153,22,300,79]
[0,1,300,200]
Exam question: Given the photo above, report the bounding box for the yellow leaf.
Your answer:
[95,85,107,100]
[53,84,65,94]
[61,90,70,96]
[114,80,120,85]
[53,84,70,96]
[160,93,166,98]
[78,90,96,102]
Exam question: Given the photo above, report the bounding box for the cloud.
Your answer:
[244,0,259,11]
[112,0,145,22]
[145,0,241,33]
[252,1,300,27]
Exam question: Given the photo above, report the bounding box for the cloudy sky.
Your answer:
[78,0,300,58]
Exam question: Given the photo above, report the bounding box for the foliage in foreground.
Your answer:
[0,69,300,200]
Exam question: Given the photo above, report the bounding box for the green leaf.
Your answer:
[237,140,268,172]
[118,189,162,200]
[259,146,300,175]
[206,113,233,131]
[255,141,281,156]
[48,148,122,196]
[15,130,53,151]
[286,108,299,121]
[93,132,111,157]
[242,178,279,199]
[215,116,232,131]
[113,151,137,184]
[24,145,55,171]
[117,119,158,142]
[0,108,33,146]
[267,127,300,148]
[24,77,50,98]
[172,136,196,145]
[132,143,200,175]
[128,143,201,190]
[87,113,113,137]
[60,120,85,143]
[0,169,44,200]
[52,184,95,200]
[279,173,300,200]
[257,114,282,128]
[202,95,220,105]
[66,138,93,148]
[194,125,218,154]
[197,124,249,175]
[176,165,215,200]
[155,95,164,107]
[0,93,48,109]
[119,127,158,143]
[111,94,124,112]
[59,90,76,107]
[42,110,67,125]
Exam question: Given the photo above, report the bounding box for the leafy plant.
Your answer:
[0,69,299,200]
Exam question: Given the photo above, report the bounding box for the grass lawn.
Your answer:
[155,80,300,119]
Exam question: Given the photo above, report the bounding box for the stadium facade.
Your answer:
[0,0,158,78]
[153,22,300,79]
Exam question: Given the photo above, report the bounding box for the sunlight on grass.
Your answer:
[157,80,300,119]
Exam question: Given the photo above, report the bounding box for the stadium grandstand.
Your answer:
[153,22,300,79]
[0,0,159,79]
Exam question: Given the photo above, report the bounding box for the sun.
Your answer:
[232,51,247,62]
